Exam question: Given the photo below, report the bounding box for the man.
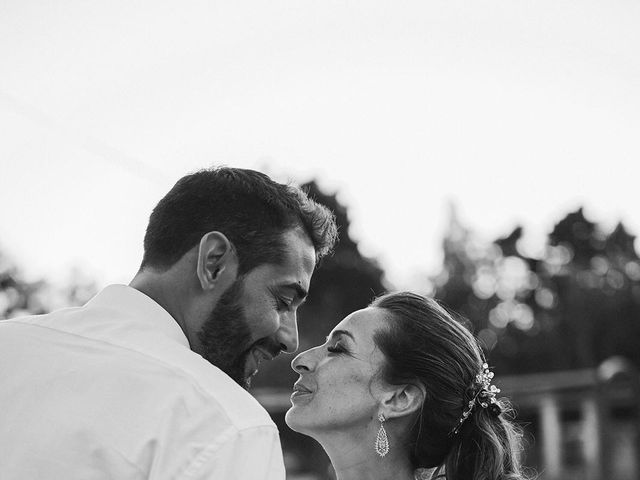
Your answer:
[0,167,338,479]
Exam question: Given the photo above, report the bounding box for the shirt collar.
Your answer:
[86,284,190,349]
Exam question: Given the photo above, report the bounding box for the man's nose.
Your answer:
[276,311,299,353]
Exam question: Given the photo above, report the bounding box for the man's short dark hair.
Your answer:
[140,167,338,274]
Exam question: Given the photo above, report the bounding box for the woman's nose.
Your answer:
[291,347,316,373]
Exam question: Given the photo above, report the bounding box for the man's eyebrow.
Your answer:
[281,283,308,301]
[326,330,356,342]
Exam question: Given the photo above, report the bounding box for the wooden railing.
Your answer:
[496,357,640,480]
[255,357,640,480]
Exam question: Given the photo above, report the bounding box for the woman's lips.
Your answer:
[290,381,313,400]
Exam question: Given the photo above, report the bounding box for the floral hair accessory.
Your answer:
[450,363,502,435]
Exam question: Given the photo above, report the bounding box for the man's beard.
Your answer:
[197,278,254,389]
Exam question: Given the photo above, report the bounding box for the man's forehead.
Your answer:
[279,228,317,270]
[238,228,316,289]
[248,260,312,292]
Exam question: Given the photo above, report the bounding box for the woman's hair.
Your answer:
[370,292,530,480]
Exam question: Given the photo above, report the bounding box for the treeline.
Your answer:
[435,206,640,374]
[2,181,638,379]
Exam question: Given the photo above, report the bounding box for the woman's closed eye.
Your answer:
[327,341,348,354]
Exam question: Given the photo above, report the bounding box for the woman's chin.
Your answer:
[284,407,314,434]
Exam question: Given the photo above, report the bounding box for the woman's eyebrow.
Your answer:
[326,330,356,343]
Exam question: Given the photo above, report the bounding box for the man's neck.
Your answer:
[129,271,189,342]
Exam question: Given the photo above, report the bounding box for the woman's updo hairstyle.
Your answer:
[370,292,529,480]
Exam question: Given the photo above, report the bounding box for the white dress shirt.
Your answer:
[0,284,286,479]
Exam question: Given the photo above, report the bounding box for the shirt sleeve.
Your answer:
[182,424,286,480]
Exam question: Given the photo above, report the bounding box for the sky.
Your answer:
[0,1,639,290]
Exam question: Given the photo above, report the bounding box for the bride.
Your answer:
[285,292,530,480]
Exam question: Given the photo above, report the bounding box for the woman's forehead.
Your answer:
[334,308,388,346]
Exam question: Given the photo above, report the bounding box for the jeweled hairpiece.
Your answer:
[450,363,502,435]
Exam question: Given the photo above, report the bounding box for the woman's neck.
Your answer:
[317,431,415,480]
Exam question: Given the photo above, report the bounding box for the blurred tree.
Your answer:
[434,206,640,374]
[252,180,386,389]
[0,249,97,320]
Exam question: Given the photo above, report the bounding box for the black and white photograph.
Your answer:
[1,2,639,479]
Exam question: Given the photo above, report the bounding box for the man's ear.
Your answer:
[196,231,238,291]
[382,382,426,420]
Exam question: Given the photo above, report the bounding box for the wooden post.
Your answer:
[597,357,640,480]
[581,394,603,480]
[539,394,562,480]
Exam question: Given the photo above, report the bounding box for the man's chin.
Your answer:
[232,350,259,390]
[203,353,252,389]
[224,368,252,390]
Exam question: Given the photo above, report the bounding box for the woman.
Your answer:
[285,292,530,480]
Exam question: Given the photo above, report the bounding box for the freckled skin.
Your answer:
[285,308,390,435]
[286,309,421,480]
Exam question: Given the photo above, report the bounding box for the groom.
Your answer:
[0,167,338,479]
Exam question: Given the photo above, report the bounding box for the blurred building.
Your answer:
[256,357,640,480]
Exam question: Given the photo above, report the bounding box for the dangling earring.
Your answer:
[375,413,389,457]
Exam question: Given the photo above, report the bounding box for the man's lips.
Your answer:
[246,347,276,377]
[252,339,282,361]
[253,347,275,362]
